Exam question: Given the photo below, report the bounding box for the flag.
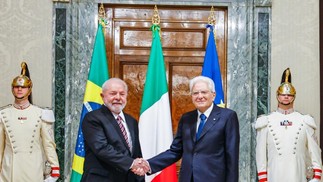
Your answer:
[70,23,109,182]
[201,24,225,107]
[139,25,178,182]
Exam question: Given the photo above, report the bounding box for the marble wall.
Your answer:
[0,0,53,107]
[52,0,272,181]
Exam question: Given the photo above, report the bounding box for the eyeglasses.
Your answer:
[191,90,212,96]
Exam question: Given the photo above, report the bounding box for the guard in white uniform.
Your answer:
[0,62,60,182]
[255,68,322,182]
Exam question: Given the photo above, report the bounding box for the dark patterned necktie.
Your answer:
[116,115,131,149]
[196,114,207,140]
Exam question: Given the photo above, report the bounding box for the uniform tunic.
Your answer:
[0,105,59,182]
[255,111,322,182]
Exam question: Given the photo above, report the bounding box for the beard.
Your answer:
[107,102,126,113]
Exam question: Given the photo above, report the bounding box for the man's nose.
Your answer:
[114,93,121,99]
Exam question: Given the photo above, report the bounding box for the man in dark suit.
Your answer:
[81,78,144,182]
[135,76,240,182]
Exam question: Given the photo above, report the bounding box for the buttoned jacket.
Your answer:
[255,111,322,182]
[148,105,240,182]
[81,105,144,182]
[0,105,59,182]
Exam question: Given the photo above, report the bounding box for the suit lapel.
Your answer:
[198,106,221,141]
[190,111,199,143]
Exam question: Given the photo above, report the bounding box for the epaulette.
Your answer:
[255,115,268,129]
[0,104,12,111]
[41,108,55,123]
[33,104,53,110]
[303,115,316,129]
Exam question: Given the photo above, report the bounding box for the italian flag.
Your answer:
[139,25,177,182]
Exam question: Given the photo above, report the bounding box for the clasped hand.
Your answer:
[131,158,150,176]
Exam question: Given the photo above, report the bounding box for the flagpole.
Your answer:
[208,6,216,38]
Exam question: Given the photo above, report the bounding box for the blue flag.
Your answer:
[201,24,225,107]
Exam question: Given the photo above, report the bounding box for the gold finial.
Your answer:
[98,3,106,25]
[208,6,216,26]
[21,62,27,76]
[152,5,160,25]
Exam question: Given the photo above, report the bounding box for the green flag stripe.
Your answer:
[140,26,168,114]
[70,170,82,182]
[88,24,109,86]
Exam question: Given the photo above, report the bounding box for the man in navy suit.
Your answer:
[81,78,144,182]
[135,76,240,182]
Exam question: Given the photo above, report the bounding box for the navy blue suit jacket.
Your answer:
[81,105,144,182]
[148,105,240,182]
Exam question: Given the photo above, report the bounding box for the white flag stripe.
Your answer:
[139,93,173,159]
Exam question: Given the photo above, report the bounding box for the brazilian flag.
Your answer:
[70,23,109,182]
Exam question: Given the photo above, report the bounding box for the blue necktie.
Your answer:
[196,114,207,140]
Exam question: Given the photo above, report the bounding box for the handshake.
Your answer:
[131,158,151,176]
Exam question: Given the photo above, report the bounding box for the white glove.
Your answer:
[44,176,58,182]
[309,179,320,182]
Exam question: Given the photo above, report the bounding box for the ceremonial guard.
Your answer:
[255,68,322,182]
[0,62,60,182]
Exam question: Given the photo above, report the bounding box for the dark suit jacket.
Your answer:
[148,105,240,182]
[81,105,144,182]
